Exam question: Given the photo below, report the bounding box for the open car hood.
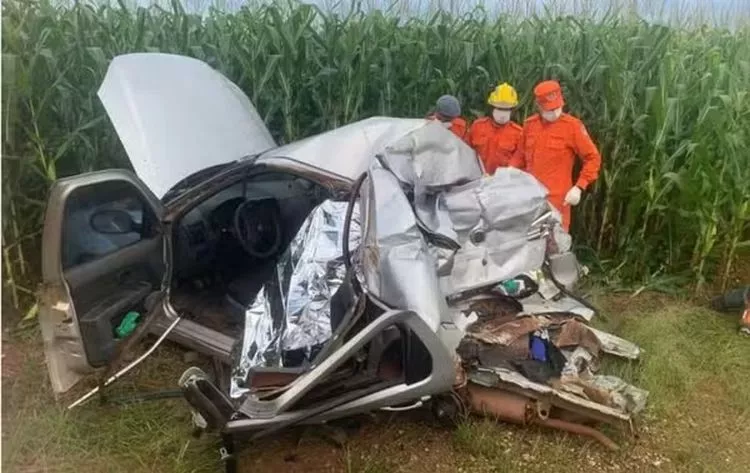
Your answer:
[98,53,276,199]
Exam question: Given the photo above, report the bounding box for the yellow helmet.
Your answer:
[487,82,519,108]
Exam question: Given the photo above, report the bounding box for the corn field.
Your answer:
[2,0,749,315]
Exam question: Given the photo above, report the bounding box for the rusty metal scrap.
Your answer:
[457,298,648,447]
[552,319,602,356]
[466,384,620,451]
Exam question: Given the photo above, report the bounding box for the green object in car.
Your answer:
[115,311,141,339]
[501,279,520,294]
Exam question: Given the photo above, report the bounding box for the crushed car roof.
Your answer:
[256,117,430,182]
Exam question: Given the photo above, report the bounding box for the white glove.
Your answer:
[564,186,582,206]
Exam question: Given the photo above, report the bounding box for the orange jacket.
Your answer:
[510,113,601,229]
[466,117,522,174]
[448,117,468,142]
[426,113,468,142]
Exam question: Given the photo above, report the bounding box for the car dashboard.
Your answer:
[171,177,322,279]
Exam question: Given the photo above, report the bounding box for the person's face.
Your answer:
[492,107,512,124]
[539,105,563,122]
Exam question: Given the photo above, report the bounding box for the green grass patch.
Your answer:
[1,341,218,472]
[3,296,750,472]
[451,296,750,473]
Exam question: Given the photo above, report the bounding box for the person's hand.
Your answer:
[564,186,582,206]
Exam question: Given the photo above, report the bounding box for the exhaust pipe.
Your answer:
[466,384,619,451]
[467,384,531,424]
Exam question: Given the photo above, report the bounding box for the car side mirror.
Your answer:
[90,209,139,234]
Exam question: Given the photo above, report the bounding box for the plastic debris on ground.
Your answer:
[456,283,648,432]
[115,311,141,339]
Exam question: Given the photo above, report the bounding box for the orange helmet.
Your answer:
[534,80,565,111]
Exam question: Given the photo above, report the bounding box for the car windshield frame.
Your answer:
[161,162,239,205]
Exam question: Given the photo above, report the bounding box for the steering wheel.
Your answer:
[232,199,283,259]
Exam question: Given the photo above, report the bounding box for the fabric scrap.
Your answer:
[512,359,559,384]
[553,319,601,356]
[588,327,641,359]
[468,315,542,345]
[561,346,599,377]
[589,375,649,414]
[467,297,522,320]
[457,336,529,370]
[553,375,614,407]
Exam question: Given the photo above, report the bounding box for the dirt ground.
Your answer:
[2,293,749,473]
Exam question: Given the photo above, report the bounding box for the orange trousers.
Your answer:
[548,194,571,231]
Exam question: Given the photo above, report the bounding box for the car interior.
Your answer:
[60,167,437,423]
[169,172,328,335]
[165,171,434,406]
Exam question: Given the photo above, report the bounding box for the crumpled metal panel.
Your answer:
[588,327,641,359]
[560,347,648,414]
[230,200,360,399]
[561,347,599,377]
[465,320,648,418]
[380,121,483,192]
[414,193,459,243]
[362,168,453,332]
[377,121,483,244]
[436,169,559,295]
[258,117,428,182]
[589,375,649,415]
[369,122,574,297]
[520,293,596,322]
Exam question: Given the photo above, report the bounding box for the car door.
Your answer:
[39,169,165,393]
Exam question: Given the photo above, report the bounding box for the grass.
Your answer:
[1,339,219,472]
[3,294,750,473]
[2,0,750,317]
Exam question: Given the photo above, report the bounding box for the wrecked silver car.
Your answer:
[38,53,646,471]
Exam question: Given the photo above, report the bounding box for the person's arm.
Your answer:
[572,121,601,190]
[465,122,476,149]
[465,124,488,174]
[461,124,471,145]
[509,130,527,169]
[454,119,470,144]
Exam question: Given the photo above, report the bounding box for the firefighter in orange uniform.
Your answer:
[510,80,601,231]
[466,83,523,175]
[427,95,468,141]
